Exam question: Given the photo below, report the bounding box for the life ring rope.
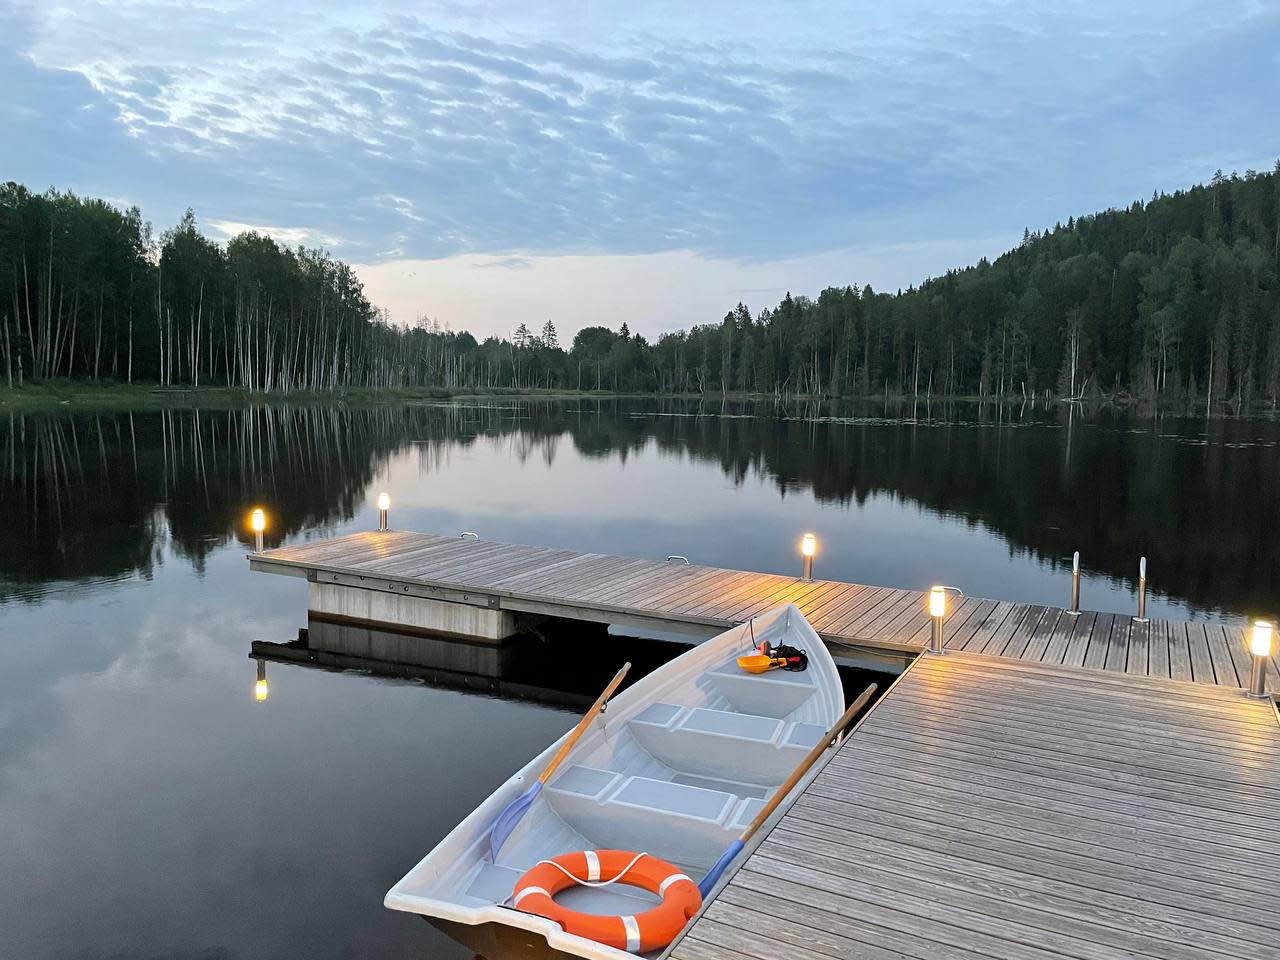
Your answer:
[534,849,648,888]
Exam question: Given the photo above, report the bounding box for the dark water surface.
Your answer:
[2,397,1277,959]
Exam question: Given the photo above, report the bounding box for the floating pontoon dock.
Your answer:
[250,529,1270,684]
[669,651,1280,960]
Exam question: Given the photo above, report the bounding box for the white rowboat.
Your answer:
[385,603,844,958]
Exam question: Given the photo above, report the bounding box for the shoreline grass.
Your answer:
[0,379,1268,416]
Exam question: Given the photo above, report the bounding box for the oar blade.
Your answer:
[696,838,744,898]
[488,781,541,861]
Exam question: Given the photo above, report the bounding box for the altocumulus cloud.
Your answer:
[3,0,1279,337]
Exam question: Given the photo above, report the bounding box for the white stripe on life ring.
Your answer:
[584,850,600,882]
[513,885,551,908]
[658,872,693,896]
[621,914,640,952]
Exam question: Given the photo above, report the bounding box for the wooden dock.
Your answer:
[250,530,1272,689]
[669,650,1280,960]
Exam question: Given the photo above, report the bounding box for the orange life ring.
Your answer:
[511,849,702,953]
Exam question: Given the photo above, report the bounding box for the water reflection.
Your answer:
[3,399,1278,617]
[3,396,1278,960]
[252,617,693,712]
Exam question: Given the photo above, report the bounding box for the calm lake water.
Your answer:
[2,397,1277,958]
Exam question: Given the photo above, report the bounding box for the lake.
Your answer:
[2,397,1277,959]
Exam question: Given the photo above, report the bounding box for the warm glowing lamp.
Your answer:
[799,533,817,581]
[254,660,269,703]
[1248,621,1272,699]
[1251,621,1273,658]
[250,508,266,553]
[927,586,958,654]
[377,492,390,531]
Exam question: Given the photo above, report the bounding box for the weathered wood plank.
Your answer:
[1183,621,1216,685]
[950,599,1012,651]
[1016,607,1064,661]
[1202,621,1242,687]
[1214,622,1253,690]
[1102,614,1132,673]
[810,586,896,635]
[1147,619,1171,678]
[982,604,1045,656]
[1057,609,1091,667]
[1081,613,1116,670]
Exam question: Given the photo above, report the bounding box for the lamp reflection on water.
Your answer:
[254,659,269,703]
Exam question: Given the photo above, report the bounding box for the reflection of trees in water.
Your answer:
[3,399,1276,616]
[0,407,416,600]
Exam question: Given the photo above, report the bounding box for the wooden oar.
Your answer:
[488,662,631,861]
[696,681,879,896]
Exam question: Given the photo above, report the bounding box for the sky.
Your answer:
[2,1,1278,341]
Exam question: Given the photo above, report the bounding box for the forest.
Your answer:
[2,164,1278,404]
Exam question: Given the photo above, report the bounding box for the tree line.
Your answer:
[4,165,1279,404]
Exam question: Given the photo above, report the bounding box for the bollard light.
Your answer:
[800,533,818,581]
[1248,621,1272,699]
[926,586,964,654]
[254,659,269,703]
[377,492,390,532]
[1068,550,1081,615]
[928,586,947,654]
[250,508,266,554]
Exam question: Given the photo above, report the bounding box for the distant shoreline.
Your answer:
[0,380,1271,416]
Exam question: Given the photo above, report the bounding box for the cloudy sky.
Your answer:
[3,1,1277,340]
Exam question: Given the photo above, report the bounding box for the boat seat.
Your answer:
[729,797,766,831]
[703,661,817,717]
[545,765,748,868]
[629,703,826,784]
[550,764,619,800]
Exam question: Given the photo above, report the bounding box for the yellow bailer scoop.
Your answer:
[736,654,790,674]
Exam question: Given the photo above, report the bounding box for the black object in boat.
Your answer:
[767,643,808,671]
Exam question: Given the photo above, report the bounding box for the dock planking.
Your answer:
[251,530,1265,689]
[668,651,1280,960]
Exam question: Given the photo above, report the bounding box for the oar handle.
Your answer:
[740,682,878,843]
[537,662,631,785]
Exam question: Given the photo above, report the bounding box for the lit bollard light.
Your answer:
[800,533,818,581]
[254,659,269,703]
[377,492,390,532]
[1248,621,1272,700]
[1134,556,1149,623]
[251,508,266,554]
[927,586,962,654]
[1068,551,1081,615]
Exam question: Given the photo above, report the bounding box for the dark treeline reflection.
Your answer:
[2,399,1276,616]
[0,406,409,599]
